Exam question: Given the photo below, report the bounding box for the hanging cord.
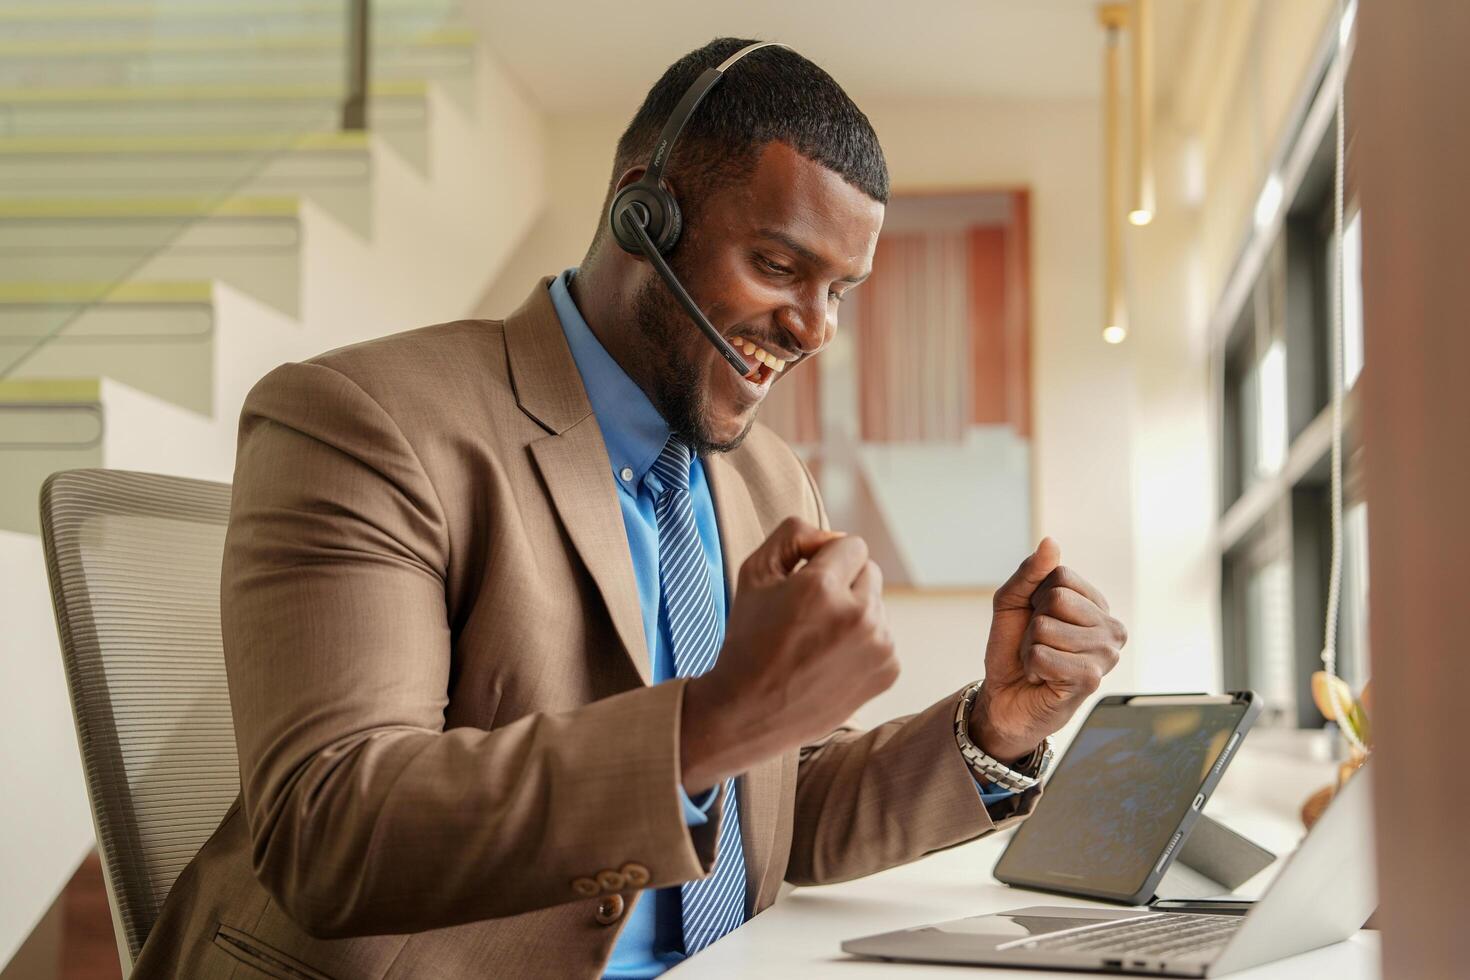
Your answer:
[1321,0,1366,755]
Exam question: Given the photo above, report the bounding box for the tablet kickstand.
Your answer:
[1150,812,1277,905]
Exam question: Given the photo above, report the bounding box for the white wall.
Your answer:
[1124,120,1220,695]
[475,97,1234,732]
[0,531,95,969]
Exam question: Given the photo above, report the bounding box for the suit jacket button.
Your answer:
[595,894,626,925]
[596,869,626,892]
[620,862,650,888]
[572,877,599,897]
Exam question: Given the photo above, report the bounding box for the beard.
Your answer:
[630,268,758,456]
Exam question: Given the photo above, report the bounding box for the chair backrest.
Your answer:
[39,469,239,971]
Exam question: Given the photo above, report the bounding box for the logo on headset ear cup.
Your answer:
[609,180,683,256]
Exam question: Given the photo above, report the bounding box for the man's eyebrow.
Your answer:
[754,227,871,284]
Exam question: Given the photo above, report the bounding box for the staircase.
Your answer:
[0,0,546,968]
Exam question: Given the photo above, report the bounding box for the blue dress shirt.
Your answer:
[547,269,1013,979]
[550,269,726,978]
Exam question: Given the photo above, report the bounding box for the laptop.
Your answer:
[842,760,1375,977]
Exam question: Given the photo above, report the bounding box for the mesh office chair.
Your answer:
[40,469,240,976]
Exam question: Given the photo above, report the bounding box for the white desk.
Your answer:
[670,730,1380,979]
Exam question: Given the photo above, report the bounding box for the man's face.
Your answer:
[630,141,884,455]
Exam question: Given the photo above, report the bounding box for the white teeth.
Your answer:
[733,337,791,376]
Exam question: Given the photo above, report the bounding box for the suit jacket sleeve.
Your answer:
[221,361,719,939]
[782,452,1040,887]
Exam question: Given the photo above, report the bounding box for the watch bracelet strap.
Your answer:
[954,681,1052,793]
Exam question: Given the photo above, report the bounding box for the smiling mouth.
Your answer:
[729,336,792,385]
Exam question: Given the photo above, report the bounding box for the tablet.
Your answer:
[992,691,1260,906]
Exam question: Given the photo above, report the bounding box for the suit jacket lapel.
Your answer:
[506,278,652,684]
[704,451,788,914]
[507,277,788,902]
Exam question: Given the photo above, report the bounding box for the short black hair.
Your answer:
[591,37,888,253]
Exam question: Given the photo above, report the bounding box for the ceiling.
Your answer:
[467,0,1201,115]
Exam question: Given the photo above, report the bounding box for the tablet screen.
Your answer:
[994,700,1247,900]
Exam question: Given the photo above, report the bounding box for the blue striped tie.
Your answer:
[649,435,747,955]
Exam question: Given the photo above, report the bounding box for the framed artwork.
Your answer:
[759,188,1034,590]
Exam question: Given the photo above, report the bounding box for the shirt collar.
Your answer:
[548,268,670,493]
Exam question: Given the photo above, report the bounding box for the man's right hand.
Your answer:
[679,517,899,795]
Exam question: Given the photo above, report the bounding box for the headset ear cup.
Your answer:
[661,191,682,253]
[609,180,682,255]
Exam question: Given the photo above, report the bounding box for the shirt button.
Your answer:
[619,466,634,482]
[595,893,626,925]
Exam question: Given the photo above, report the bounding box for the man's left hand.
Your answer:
[970,538,1127,763]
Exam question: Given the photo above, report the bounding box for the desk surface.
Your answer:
[669,729,1380,979]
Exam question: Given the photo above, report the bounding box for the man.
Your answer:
[134,38,1125,979]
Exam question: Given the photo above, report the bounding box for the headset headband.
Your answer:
[643,41,790,187]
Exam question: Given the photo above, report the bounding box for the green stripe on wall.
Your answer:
[0,378,102,403]
[0,79,426,105]
[0,281,213,304]
[0,0,456,23]
[0,131,369,155]
[0,196,298,219]
[0,28,474,57]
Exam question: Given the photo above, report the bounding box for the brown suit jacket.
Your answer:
[132,277,1037,979]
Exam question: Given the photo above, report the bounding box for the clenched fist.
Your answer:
[970,538,1127,763]
[679,517,897,794]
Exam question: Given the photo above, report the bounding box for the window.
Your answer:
[1341,211,1364,389]
[1335,500,1370,686]
[1214,40,1367,728]
[1244,557,1296,725]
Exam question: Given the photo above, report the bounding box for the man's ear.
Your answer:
[613,166,679,200]
[613,166,646,194]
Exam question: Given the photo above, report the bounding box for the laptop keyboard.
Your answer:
[1027,913,1240,959]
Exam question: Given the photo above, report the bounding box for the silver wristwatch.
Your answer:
[954,680,1054,792]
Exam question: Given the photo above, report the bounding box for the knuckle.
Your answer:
[1047,587,1080,619]
[1030,648,1061,680]
[1112,617,1129,646]
[805,568,838,598]
[865,559,884,591]
[1030,614,1056,644]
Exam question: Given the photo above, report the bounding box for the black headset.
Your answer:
[608,40,792,378]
